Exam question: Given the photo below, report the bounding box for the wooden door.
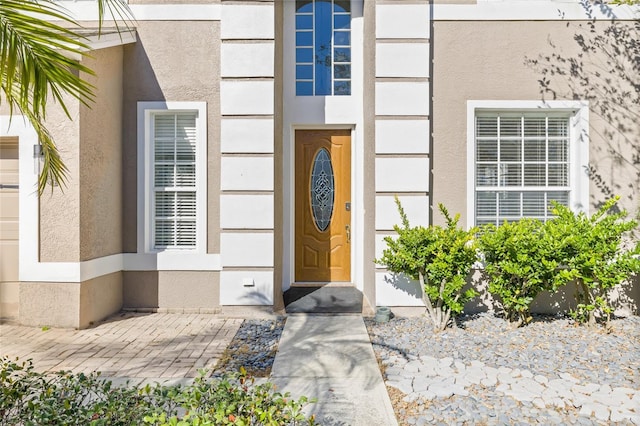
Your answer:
[295,130,351,282]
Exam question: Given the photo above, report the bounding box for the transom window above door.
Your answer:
[295,0,351,96]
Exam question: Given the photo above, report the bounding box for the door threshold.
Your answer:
[291,282,355,288]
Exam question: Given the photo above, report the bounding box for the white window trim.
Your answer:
[466,100,590,229]
[137,101,208,255]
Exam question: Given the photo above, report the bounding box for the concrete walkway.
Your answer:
[1,312,398,424]
[271,315,398,426]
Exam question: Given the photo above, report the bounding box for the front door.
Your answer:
[295,130,351,282]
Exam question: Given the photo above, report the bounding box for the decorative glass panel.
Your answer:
[310,148,334,232]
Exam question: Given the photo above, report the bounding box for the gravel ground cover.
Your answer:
[211,314,639,425]
[214,317,286,377]
[366,313,640,426]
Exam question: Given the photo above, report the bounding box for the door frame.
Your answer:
[287,125,357,287]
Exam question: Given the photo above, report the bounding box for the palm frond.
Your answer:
[0,0,133,193]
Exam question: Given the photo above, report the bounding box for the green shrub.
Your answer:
[549,197,640,326]
[0,358,315,426]
[377,198,478,332]
[478,218,568,328]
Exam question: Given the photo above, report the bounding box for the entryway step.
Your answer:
[284,286,363,314]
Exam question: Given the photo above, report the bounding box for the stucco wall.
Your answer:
[433,19,640,315]
[39,93,81,262]
[37,46,126,263]
[123,271,220,311]
[79,47,124,261]
[19,273,122,328]
[79,272,123,327]
[19,282,81,327]
[121,20,221,254]
[432,20,640,224]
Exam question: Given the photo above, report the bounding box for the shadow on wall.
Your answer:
[383,272,422,300]
[385,269,639,316]
[241,290,273,306]
[121,33,166,254]
[123,271,159,310]
[525,0,640,214]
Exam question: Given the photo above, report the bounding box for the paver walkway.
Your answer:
[0,312,242,380]
[1,312,398,424]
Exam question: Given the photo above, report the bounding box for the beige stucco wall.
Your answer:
[19,282,81,327]
[39,93,81,262]
[123,271,220,311]
[434,20,640,315]
[19,273,122,328]
[0,282,19,320]
[38,46,125,262]
[432,20,640,224]
[121,20,221,254]
[79,47,124,261]
[79,272,123,327]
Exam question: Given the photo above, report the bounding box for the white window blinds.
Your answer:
[475,114,570,226]
[152,113,198,248]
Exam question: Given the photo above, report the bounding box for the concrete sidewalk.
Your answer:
[271,315,398,426]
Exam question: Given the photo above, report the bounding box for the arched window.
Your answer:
[295,0,351,96]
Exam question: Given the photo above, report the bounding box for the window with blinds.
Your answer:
[152,113,198,248]
[475,114,571,226]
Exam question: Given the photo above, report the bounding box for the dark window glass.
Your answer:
[296,31,313,47]
[296,0,313,13]
[334,81,350,96]
[296,81,313,96]
[334,64,350,79]
[334,14,350,29]
[296,14,313,29]
[334,0,350,12]
[297,65,314,80]
[296,48,314,63]
[334,31,350,46]
[334,47,350,62]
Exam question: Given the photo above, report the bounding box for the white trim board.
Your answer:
[43,2,638,22]
[19,253,223,283]
[52,3,221,22]
[434,3,639,21]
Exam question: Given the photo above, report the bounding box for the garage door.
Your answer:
[0,136,19,319]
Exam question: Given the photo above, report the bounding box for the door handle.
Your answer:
[345,224,351,244]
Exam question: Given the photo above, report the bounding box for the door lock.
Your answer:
[345,202,351,211]
[345,224,351,243]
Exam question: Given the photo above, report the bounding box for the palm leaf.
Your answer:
[0,0,132,193]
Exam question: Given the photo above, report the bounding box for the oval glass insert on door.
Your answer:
[310,148,335,232]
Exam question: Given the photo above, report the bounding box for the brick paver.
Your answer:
[0,312,243,379]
